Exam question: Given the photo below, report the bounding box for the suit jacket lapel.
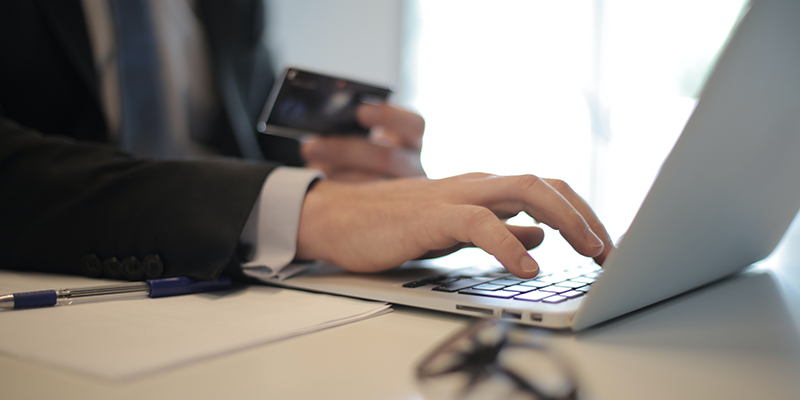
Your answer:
[33,0,286,162]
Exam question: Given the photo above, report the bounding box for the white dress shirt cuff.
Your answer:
[240,167,325,281]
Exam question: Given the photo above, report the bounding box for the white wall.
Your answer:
[265,0,403,95]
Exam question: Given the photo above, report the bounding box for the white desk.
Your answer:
[2,225,799,400]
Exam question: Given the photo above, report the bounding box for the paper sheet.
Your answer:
[0,271,391,380]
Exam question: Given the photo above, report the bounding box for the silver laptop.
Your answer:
[271,0,800,330]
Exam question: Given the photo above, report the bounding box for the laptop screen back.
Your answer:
[573,0,800,330]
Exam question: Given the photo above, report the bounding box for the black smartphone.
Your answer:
[256,67,392,139]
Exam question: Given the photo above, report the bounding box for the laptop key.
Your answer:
[518,280,551,288]
[429,277,459,285]
[513,291,553,302]
[560,290,585,299]
[432,278,486,292]
[489,279,522,286]
[486,273,514,278]
[472,283,505,291]
[559,280,588,288]
[539,285,572,294]
[534,275,568,284]
[458,289,519,299]
[503,285,536,293]
[542,295,568,304]
[402,274,450,288]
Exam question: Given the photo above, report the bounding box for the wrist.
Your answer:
[296,180,334,261]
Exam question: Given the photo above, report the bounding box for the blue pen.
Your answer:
[0,276,232,309]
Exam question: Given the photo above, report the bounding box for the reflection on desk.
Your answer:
[567,269,800,399]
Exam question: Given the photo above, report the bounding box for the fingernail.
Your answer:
[357,103,380,126]
[520,254,539,273]
[585,226,604,249]
[301,137,323,159]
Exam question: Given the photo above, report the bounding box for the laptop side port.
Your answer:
[456,305,494,316]
[502,310,522,320]
[529,313,543,322]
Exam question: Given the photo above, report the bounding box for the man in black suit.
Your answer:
[0,0,614,283]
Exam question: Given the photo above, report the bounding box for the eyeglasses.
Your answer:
[416,318,580,400]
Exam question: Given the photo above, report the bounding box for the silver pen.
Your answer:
[0,276,232,309]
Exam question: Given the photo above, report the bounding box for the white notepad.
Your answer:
[0,271,391,380]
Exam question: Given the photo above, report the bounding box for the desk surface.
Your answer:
[2,227,800,400]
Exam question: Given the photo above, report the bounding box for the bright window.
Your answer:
[403,0,746,264]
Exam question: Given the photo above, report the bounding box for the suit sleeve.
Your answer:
[0,117,278,280]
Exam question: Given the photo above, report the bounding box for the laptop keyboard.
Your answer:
[402,264,602,304]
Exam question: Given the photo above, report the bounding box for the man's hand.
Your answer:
[300,103,426,181]
[296,173,614,278]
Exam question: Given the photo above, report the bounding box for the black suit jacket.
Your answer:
[0,0,302,280]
